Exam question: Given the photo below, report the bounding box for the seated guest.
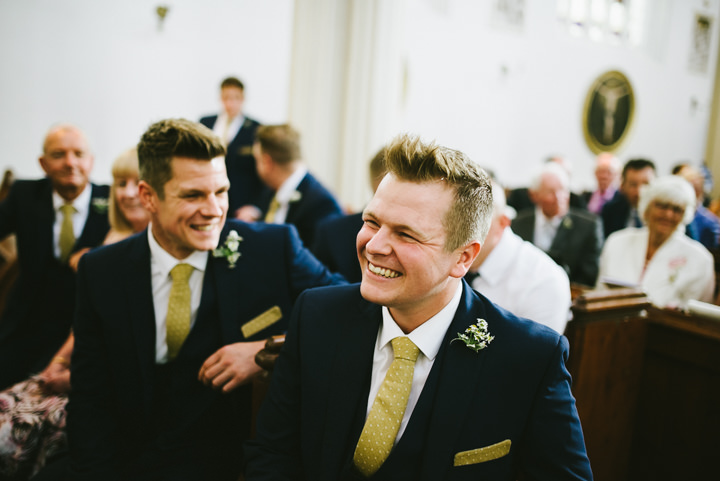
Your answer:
[674,164,720,250]
[583,152,621,215]
[597,175,714,309]
[45,119,343,481]
[467,181,571,334]
[0,124,109,391]
[601,158,656,238]
[507,155,586,212]
[199,76,263,214]
[512,162,603,287]
[245,135,592,480]
[237,124,344,247]
[311,147,387,283]
[0,148,150,480]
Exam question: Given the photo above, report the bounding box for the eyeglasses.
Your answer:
[653,201,685,215]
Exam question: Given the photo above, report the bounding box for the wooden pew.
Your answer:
[567,289,720,481]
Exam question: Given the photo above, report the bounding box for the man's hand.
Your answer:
[68,247,91,272]
[39,360,71,394]
[198,340,265,393]
[234,205,262,222]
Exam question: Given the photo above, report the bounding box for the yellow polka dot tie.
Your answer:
[166,263,194,361]
[58,203,76,263]
[353,337,420,477]
[264,196,280,223]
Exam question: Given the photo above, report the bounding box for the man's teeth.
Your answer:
[195,225,215,232]
[369,263,400,278]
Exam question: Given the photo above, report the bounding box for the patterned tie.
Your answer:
[166,263,194,361]
[353,337,420,477]
[58,203,76,263]
[264,196,280,223]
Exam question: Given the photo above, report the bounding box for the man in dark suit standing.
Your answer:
[0,124,109,390]
[512,162,603,287]
[245,135,592,480]
[600,158,656,238]
[60,119,343,481]
[199,76,263,215]
[242,124,344,247]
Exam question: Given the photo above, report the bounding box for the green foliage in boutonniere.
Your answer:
[453,318,494,353]
[91,197,109,214]
[212,229,243,269]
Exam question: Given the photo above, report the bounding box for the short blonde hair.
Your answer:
[109,148,139,233]
[383,134,493,251]
[638,175,696,227]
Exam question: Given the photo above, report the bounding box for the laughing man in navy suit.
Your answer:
[245,135,592,480]
[0,124,109,390]
[61,119,344,481]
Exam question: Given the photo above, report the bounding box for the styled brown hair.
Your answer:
[255,124,301,166]
[137,119,225,199]
[383,134,493,251]
[220,77,244,91]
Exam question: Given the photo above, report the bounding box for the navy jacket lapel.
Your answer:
[32,179,56,266]
[125,232,157,413]
[76,183,110,250]
[285,173,309,225]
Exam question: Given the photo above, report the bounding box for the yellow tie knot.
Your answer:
[170,263,194,282]
[391,337,419,363]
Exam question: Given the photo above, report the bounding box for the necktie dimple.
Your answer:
[58,204,76,263]
[166,263,194,361]
[353,337,420,477]
[264,197,280,223]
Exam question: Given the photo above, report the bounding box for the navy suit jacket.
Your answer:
[311,213,363,283]
[68,221,345,481]
[199,115,265,211]
[245,283,592,481]
[512,208,603,287]
[259,172,344,248]
[600,190,634,238]
[0,178,109,389]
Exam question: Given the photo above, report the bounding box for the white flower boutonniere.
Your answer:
[91,197,109,214]
[289,190,302,203]
[453,318,494,353]
[562,216,573,229]
[212,230,243,269]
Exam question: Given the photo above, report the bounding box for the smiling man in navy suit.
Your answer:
[245,135,592,480]
[0,124,109,390]
[61,119,344,481]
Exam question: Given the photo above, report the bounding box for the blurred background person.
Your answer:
[673,163,720,250]
[597,175,714,309]
[601,158,656,238]
[583,152,621,215]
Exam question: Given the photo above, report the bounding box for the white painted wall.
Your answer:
[0,0,293,184]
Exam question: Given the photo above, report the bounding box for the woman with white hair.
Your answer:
[597,175,715,308]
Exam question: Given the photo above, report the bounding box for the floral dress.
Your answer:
[0,376,68,479]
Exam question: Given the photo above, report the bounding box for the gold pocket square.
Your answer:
[239,145,254,155]
[241,306,282,338]
[454,439,511,466]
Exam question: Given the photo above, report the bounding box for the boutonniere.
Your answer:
[212,230,243,268]
[453,318,494,353]
[668,256,687,284]
[91,197,109,214]
[289,190,302,203]
[562,216,573,229]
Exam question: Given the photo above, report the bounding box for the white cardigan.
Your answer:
[597,227,715,308]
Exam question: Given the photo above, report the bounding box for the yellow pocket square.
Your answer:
[241,306,282,338]
[454,439,511,466]
[239,145,254,156]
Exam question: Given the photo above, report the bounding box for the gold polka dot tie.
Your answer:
[166,263,194,361]
[58,203,76,263]
[353,337,420,477]
[264,196,280,223]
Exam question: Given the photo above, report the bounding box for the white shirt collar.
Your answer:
[147,225,208,277]
[275,166,308,204]
[378,281,464,362]
[52,183,91,215]
[535,206,562,227]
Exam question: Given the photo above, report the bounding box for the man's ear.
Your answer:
[38,156,49,175]
[450,240,482,278]
[138,181,159,214]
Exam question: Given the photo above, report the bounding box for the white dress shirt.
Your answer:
[472,227,571,334]
[212,113,244,146]
[267,166,307,224]
[366,281,463,444]
[147,227,209,363]
[52,185,91,259]
[532,206,561,252]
